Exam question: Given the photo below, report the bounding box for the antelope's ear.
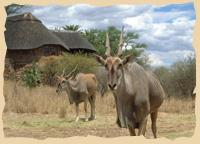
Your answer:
[93,54,106,65]
[122,54,135,65]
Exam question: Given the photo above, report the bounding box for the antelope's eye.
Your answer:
[62,80,66,84]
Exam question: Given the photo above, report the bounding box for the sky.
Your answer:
[18,2,195,67]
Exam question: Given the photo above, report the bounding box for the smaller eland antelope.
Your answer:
[56,66,98,122]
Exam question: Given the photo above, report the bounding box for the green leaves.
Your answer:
[22,63,41,88]
[83,29,106,55]
[62,25,82,32]
[83,26,147,57]
[39,53,97,86]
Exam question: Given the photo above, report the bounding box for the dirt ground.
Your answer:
[3,112,195,140]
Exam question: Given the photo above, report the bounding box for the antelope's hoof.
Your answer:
[116,118,122,128]
[89,116,96,121]
[85,118,88,122]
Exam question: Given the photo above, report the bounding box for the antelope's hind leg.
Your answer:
[75,103,79,122]
[89,95,96,121]
[84,99,89,122]
[151,110,158,138]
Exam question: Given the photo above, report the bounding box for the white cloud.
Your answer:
[122,7,195,65]
[32,6,54,15]
[152,23,175,39]
[136,16,195,53]
[147,49,195,67]
[123,14,153,31]
[169,50,195,60]
[148,53,165,67]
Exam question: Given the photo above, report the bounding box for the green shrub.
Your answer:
[40,57,60,86]
[22,63,42,88]
[154,56,196,98]
[61,53,97,73]
[39,53,97,86]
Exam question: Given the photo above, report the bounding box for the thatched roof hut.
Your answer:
[5,13,69,50]
[4,13,69,69]
[4,12,96,70]
[53,31,96,53]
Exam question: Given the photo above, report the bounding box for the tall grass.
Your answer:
[159,97,195,113]
[3,80,194,117]
[3,80,116,117]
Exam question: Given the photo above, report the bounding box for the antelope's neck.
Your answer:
[115,67,132,96]
[68,79,78,87]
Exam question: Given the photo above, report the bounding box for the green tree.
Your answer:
[62,25,82,32]
[85,26,147,55]
[170,55,196,97]
[84,26,148,66]
[154,66,172,97]
[84,29,106,55]
[154,55,196,98]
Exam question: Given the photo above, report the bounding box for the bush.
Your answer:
[22,63,42,88]
[39,56,61,86]
[38,53,98,86]
[154,56,196,98]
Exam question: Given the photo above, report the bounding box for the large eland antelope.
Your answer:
[94,27,165,138]
[56,66,98,122]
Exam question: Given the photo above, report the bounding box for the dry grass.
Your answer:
[3,80,116,116]
[3,80,195,116]
[159,97,195,114]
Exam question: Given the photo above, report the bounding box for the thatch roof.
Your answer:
[53,31,96,52]
[5,13,69,51]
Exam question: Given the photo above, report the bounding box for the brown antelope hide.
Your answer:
[94,26,165,138]
[56,66,98,122]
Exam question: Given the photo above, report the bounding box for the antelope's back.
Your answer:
[77,73,98,95]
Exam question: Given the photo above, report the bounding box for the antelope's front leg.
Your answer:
[128,124,136,136]
[126,114,136,136]
[138,116,148,136]
[75,103,79,122]
[84,99,88,122]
